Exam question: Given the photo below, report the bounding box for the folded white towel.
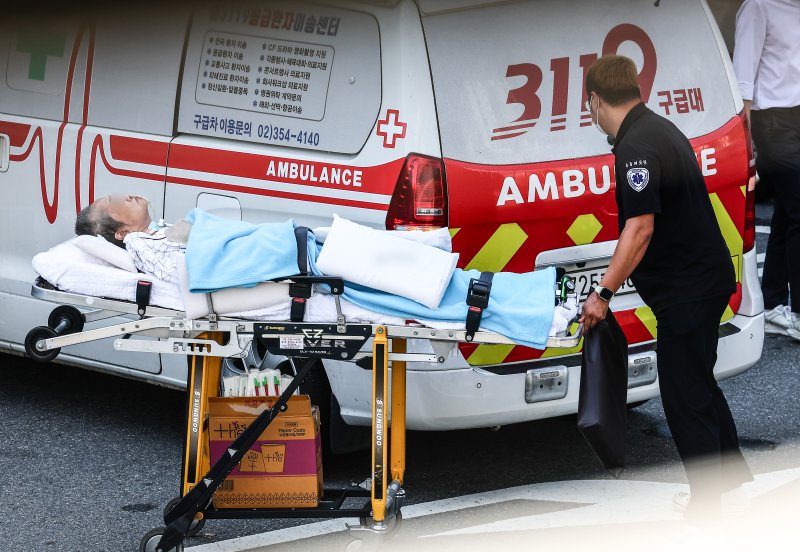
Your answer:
[315,216,459,309]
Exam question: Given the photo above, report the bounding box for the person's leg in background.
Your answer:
[752,108,800,338]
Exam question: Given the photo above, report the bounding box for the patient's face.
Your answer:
[98,194,152,238]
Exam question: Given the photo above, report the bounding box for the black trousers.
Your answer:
[655,294,752,499]
[751,106,800,312]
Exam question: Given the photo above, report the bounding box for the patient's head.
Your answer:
[75,194,152,247]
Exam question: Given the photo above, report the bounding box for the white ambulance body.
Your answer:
[0,1,763,438]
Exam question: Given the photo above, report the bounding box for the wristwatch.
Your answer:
[591,285,614,302]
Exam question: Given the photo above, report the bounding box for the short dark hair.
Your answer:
[74,202,125,247]
[585,55,641,106]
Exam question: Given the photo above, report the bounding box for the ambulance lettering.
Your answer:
[266,160,362,187]
[496,148,717,205]
[497,165,613,205]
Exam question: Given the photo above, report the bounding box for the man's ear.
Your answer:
[114,229,125,241]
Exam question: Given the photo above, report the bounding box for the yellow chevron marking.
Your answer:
[567,214,603,245]
[730,254,742,283]
[449,228,460,238]
[721,304,734,323]
[466,344,515,365]
[464,223,528,272]
[635,306,658,338]
[740,184,746,197]
[709,193,743,282]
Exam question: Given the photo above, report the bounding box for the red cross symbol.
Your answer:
[376,109,407,148]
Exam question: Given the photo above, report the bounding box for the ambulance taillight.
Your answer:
[741,111,757,253]
[385,154,447,230]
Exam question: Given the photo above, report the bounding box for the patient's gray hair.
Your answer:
[75,203,125,248]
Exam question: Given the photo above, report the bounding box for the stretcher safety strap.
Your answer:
[289,226,311,322]
[135,280,152,318]
[465,271,493,342]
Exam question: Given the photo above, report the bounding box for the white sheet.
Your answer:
[32,240,185,310]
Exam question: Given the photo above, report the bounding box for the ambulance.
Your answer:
[0,0,763,449]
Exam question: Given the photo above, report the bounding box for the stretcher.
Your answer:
[25,273,582,552]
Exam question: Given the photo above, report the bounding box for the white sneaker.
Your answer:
[787,312,800,342]
[764,305,791,336]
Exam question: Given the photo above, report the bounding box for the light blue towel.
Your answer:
[305,235,556,350]
[185,209,299,293]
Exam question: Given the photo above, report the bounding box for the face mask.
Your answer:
[591,97,608,137]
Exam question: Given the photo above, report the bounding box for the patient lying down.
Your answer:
[63,195,577,347]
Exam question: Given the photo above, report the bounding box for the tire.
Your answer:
[293,358,333,457]
[289,358,370,458]
[47,305,85,334]
[627,399,650,409]
[139,528,184,552]
[24,326,60,363]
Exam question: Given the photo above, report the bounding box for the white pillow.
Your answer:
[72,234,138,272]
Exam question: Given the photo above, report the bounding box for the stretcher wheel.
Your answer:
[47,305,85,334]
[163,497,205,537]
[139,528,183,552]
[24,326,60,363]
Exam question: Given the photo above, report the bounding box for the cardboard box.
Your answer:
[207,395,323,508]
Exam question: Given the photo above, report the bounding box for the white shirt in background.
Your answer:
[732,0,800,110]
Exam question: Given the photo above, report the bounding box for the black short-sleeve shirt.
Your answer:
[612,103,735,314]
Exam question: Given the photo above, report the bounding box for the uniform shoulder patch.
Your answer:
[626,167,649,192]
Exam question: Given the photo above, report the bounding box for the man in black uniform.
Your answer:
[579,55,752,519]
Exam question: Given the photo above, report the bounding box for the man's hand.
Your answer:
[579,291,609,332]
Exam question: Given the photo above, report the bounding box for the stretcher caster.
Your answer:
[24,326,60,363]
[164,497,205,537]
[139,528,184,552]
[48,305,85,334]
[24,305,86,362]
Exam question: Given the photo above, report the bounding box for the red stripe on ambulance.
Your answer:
[109,135,170,167]
[0,121,32,148]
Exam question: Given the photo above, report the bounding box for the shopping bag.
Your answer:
[577,309,628,478]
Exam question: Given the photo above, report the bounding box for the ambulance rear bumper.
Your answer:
[327,311,764,431]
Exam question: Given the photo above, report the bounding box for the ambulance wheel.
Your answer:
[47,305,84,334]
[163,497,205,537]
[139,528,184,552]
[293,358,333,456]
[24,326,60,363]
[288,358,371,458]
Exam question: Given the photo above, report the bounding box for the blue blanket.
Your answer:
[304,234,556,350]
[185,209,299,293]
[183,210,555,349]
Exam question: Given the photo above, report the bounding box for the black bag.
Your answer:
[577,309,628,478]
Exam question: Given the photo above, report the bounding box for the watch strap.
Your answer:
[592,285,614,301]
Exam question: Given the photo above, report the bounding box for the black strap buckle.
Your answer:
[465,272,493,341]
[135,280,152,318]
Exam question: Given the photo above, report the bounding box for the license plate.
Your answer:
[569,266,636,301]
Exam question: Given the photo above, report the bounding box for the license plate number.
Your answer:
[570,266,636,301]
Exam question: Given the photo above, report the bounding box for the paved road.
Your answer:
[1,202,797,552]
